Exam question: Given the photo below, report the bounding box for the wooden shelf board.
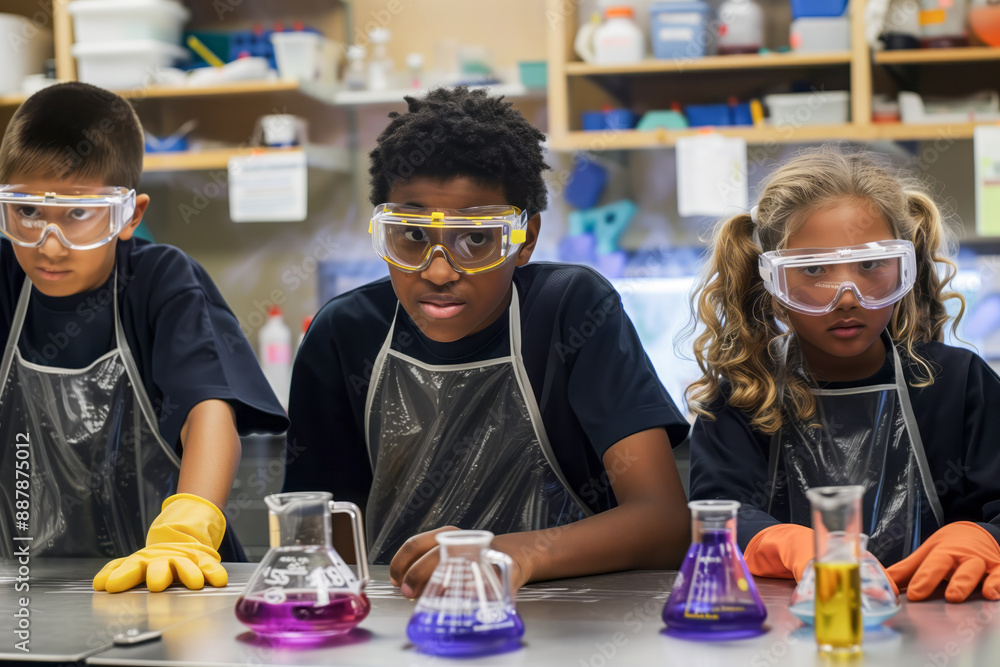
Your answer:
[866,122,983,141]
[873,47,1000,65]
[550,125,858,150]
[143,145,349,173]
[564,52,852,76]
[332,83,540,106]
[548,121,995,150]
[1,80,338,109]
[0,92,27,109]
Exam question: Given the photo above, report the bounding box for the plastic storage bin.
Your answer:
[790,17,850,51]
[684,101,754,126]
[790,0,848,18]
[72,40,189,89]
[270,31,337,83]
[581,108,637,130]
[68,0,189,44]
[764,91,850,126]
[650,1,711,59]
[685,103,730,126]
[518,61,547,89]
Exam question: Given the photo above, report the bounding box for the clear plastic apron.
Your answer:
[364,285,592,564]
[767,336,944,564]
[0,273,181,557]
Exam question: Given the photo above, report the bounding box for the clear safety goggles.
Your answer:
[759,240,917,315]
[369,204,528,274]
[0,185,136,250]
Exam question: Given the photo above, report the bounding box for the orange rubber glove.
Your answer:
[93,493,228,593]
[886,522,1000,603]
[744,524,815,581]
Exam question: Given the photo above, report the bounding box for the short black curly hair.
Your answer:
[369,87,549,216]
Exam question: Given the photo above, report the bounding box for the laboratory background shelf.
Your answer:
[545,0,1000,152]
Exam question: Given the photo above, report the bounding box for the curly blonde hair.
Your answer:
[687,148,965,434]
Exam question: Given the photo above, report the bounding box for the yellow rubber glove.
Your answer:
[93,493,228,593]
[887,522,1000,603]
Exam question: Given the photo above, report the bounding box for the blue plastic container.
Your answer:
[650,1,711,59]
[685,103,730,127]
[790,0,847,19]
[684,102,754,127]
[582,112,607,131]
[564,158,608,210]
[581,109,637,131]
[730,102,753,126]
[604,109,637,130]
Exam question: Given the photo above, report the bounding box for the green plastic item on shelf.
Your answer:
[636,110,689,130]
[518,61,547,89]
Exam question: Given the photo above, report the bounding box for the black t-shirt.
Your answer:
[689,336,1000,558]
[1,237,289,446]
[282,262,690,516]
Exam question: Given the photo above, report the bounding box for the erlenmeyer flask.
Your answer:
[662,500,767,639]
[407,530,524,656]
[235,491,371,642]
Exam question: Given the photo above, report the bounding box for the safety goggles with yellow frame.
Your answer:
[369,204,528,274]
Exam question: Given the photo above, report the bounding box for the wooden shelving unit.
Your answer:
[564,52,852,76]
[0,80,331,110]
[546,0,1000,151]
[874,47,1000,65]
[142,144,350,173]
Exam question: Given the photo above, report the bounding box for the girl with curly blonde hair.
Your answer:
[688,148,1000,604]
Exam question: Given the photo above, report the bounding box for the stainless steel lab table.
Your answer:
[0,559,254,663]
[79,565,1000,667]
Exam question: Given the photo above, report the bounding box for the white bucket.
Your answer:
[72,40,189,90]
[0,13,54,95]
[67,0,189,45]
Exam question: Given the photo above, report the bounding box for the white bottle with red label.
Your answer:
[718,0,764,54]
[259,306,292,410]
[594,6,645,64]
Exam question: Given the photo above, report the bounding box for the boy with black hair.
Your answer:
[285,87,690,596]
[0,82,287,591]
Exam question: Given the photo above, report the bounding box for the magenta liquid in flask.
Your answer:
[663,500,767,639]
[236,492,371,643]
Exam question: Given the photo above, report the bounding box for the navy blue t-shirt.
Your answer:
[689,337,1000,560]
[283,262,689,516]
[1,237,288,560]
[1,237,288,446]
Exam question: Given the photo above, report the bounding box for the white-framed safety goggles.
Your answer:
[759,240,917,315]
[369,203,528,275]
[0,185,137,250]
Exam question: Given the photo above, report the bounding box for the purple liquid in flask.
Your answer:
[663,500,767,640]
[235,590,370,642]
[407,607,525,656]
[408,530,525,657]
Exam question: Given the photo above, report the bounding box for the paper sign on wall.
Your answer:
[228,149,307,222]
[676,134,748,217]
[975,126,1000,237]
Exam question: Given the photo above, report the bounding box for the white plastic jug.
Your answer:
[0,14,53,95]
